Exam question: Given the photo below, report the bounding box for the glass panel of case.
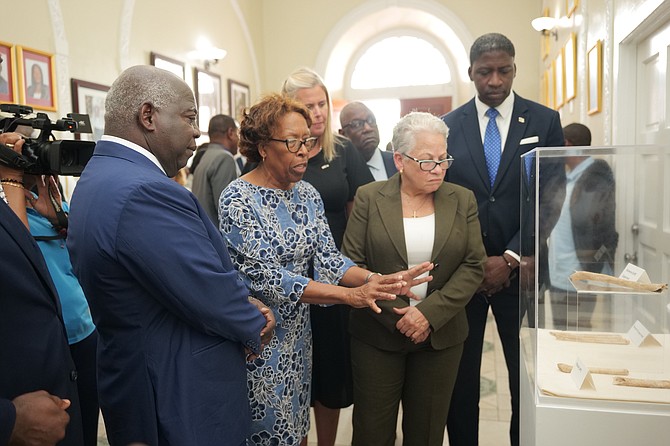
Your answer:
[520,145,669,408]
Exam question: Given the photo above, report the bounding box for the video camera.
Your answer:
[0,104,95,176]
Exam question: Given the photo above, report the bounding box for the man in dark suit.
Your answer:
[339,101,397,180]
[0,134,84,445]
[191,114,240,224]
[67,65,274,446]
[442,33,565,446]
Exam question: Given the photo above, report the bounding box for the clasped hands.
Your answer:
[245,297,276,362]
[477,255,513,297]
[351,261,434,314]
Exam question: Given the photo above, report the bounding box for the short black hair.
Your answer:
[207,114,237,136]
[563,123,592,146]
[470,33,515,65]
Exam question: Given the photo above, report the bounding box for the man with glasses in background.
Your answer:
[339,102,397,181]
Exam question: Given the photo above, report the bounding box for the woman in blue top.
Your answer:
[25,174,99,446]
[219,94,433,446]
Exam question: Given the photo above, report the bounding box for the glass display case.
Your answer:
[519,145,670,446]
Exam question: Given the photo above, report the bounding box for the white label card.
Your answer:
[628,320,661,347]
[570,357,595,390]
[619,263,651,283]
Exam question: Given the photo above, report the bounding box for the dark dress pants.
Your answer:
[352,336,463,446]
[447,291,519,446]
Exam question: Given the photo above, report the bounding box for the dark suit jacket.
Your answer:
[570,159,618,271]
[0,200,83,446]
[443,96,565,303]
[380,150,398,178]
[443,94,565,263]
[342,174,486,351]
[67,140,267,446]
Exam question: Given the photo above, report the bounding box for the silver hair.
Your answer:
[391,112,449,154]
[105,65,182,129]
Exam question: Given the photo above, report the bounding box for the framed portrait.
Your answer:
[541,7,551,61]
[0,41,17,104]
[16,46,57,111]
[547,65,555,110]
[150,52,186,80]
[554,49,565,109]
[564,33,577,102]
[228,79,250,123]
[193,68,222,133]
[588,40,603,115]
[566,0,579,18]
[71,78,109,141]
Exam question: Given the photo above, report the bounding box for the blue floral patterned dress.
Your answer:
[219,179,354,446]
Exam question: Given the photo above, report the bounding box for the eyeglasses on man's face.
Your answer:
[341,116,377,131]
[401,152,454,171]
[269,137,318,153]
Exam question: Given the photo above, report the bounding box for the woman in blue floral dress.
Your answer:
[219,94,433,446]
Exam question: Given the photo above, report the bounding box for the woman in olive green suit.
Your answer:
[342,112,486,446]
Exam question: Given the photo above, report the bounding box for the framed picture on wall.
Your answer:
[566,0,579,18]
[17,46,57,111]
[150,52,186,80]
[0,41,16,104]
[564,33,577,102]
[541,7,551,61]
[194,68,222,133]
[228,79,250,123]
[547,65,555,110]
[71,78,110,141]
[588,40,603,115]
[555,49,565,109]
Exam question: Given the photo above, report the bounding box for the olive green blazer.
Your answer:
[342,173,486,351]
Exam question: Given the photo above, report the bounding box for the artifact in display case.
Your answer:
[519,145,670,446]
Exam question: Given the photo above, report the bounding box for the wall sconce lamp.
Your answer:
[188,37,227,70]
[531,16,559,40]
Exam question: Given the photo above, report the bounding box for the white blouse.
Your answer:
[402,213,435,305]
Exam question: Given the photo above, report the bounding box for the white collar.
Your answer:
[101,135,166,175]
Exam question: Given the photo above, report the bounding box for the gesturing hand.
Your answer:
[391,261,434,298]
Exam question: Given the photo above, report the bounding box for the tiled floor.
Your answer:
[97,309,511,446]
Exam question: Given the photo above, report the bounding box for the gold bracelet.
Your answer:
[0,180,25,189]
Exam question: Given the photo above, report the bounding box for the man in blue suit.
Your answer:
[443,33,565,446]
[1,134,83,445]
[67,65,274,446]
[339,102,397,181]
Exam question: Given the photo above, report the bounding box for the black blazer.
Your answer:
[380,150,398,178]
[443,94,565,262]
[570,159,618,271]
[0,200,83,445]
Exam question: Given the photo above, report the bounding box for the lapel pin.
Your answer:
[321,164,330,170]
[518,117,525,123]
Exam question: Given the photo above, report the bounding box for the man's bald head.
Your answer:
[339,101,380,161]
[104,65,191,138]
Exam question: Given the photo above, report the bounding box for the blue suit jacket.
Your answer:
[0,200,83,445]
[67,140,266,446]
[443,94,565,260]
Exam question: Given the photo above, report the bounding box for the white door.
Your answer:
[614,19,670,332]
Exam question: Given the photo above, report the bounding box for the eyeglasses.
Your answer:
[269,137,318,153]
[400,152,454,171]
[341,117,377,131]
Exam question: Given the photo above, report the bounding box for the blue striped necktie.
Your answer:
[484,108,501,188]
